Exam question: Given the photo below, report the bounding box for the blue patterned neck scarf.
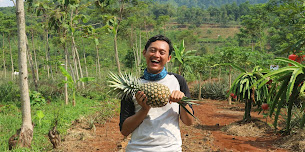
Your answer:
[143,67,167,81]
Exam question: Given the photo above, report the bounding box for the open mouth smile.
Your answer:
[151,59,160,64]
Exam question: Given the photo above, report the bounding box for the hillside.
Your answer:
[142,0,268,8]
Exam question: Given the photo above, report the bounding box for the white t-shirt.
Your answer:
[126,74,182,152]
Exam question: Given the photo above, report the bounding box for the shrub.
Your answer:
[0,81,20,103]
[192,80,229,100]
[30,91,46,106]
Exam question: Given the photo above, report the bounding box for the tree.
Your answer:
[8,0,33,149]
[96,0,139,73]
[0,12,7,78]
[189,56,208,100]
[28,0,54,79]
[265,0,305,54]
[239,4,268,51]
[3,15,17,80]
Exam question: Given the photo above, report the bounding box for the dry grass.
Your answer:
[222,119,272,137]
[226,122,265,137]
[276,129,305,151]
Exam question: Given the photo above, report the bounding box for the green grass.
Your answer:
[0,96,119,151]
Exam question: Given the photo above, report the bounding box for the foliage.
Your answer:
[0,104,19,115]
[0,96,119,151]
[265,0,305,54]
[146,0,268,9]
[59,65,95,105]
[195,80,229,100]
[279,104,305,130]
[255,58,305,133]
[228,64,269,122]
[172,40,197,76]
[0,81,20,103]
[29,91,46,106]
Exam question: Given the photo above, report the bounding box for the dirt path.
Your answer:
[55,99,289,152]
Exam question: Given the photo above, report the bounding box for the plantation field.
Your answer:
[52,99,300,152]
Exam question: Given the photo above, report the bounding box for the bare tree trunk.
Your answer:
[26,35,38,91]
[138,31,141,74]
[70,10,80,88]
[72,35,84,88]
[71,61,76,106]
[72,42,80,87]
[114,33,121,73]
[95,44,101,78]
[209,68,212,83]
[9,34,15,80]
[32,30,39,81]
[84,53,88,77]
[218,67,221,82]
[82,39,88,77]
[135,32,139,75]
[9,0,33,149]
[144,21,149,41]
[45,29,50,78]
[228,67,232,105]
[133,46,138,75]
[2,33,6,78]
[251,40,254,51]
[198,73,202,100]
[64,44,69,105]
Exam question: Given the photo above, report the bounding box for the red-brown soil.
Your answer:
[54,99,292,152]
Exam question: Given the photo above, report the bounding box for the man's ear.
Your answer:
[142,49,147,55]
[167,55,172,63]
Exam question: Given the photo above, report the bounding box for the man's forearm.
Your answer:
[120,108,149,136]
[180,104,194,126]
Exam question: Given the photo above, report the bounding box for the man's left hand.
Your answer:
[169,90,185,103]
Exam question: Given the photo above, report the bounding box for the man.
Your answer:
[119,35,194,152]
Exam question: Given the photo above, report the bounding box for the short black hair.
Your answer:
[144,35,174,55]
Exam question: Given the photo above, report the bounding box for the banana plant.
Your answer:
[172,40,197,76]
[255,58,305,133]
[223,64,269,122]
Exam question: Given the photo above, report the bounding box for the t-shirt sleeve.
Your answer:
[119,97,135,131]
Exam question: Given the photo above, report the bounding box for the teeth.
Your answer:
[152,60,159,63]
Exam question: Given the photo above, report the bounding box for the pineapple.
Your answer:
[108,72,197,118]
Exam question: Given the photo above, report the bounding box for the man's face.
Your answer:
[143,40,171,74]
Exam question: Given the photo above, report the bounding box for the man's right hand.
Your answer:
[121,91,151,136]
[135,91,151,111]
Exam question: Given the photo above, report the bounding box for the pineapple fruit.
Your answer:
[108,72,197,118]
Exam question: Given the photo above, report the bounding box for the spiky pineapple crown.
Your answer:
[108,72,142,99]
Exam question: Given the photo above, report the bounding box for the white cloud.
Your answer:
[0,0,15,7]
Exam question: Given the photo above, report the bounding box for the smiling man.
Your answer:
[119,35,194,152]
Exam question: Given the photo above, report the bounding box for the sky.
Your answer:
[0,0,15,7]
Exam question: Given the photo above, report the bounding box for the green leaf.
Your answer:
[60,37,65,43]
[275,57,304,67]
[82,15,89,23]
[36,110,45,119]
[59,66,73,83]
[178,102,198,120]
[71,27,75,33]
[286,68,303,102]
[255,66,299,89]
[94,38,99,46]
[79,77,95,82]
